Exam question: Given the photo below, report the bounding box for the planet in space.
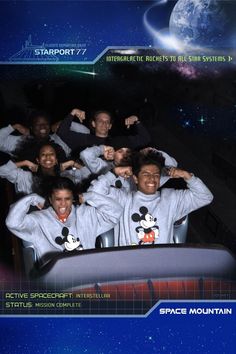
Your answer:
[169,0,236,50]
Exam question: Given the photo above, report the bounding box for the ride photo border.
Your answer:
[0,1,235,353]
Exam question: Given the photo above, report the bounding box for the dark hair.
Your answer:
[114,148,132,167]
[42,176,77,206]
[132,151,165,176]
[14,139,65,164]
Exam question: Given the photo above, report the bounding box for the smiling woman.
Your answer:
[36,144,59,175]
[5,176,123,265]
[0,142,91,195]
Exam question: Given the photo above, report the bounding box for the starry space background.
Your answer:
[0,1,236,352]
[0,302,236,353]
[0,1,153,62]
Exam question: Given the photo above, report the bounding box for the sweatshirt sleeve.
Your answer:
[61,166,91,184]
[5,194,45,242]
[49,133,71,158]
[0,125,23,154]
[56,114,102,150]
[88,171,128,207]
[0,160,33,194]
[80,145,110,174]
[82,191,123,236]
[158,149,177,167]
[70,121,90,134]
[170,176,213,221]
[156,149,177,187]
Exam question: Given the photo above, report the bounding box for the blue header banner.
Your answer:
[1,1,236,64]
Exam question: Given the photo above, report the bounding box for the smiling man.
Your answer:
[56,109,150,153]
[88,151,213,246]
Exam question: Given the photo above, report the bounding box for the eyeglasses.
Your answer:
[97,120,110,126]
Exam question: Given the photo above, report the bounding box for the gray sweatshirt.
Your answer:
[0,125,24,155]
[0,123,89,157]
[80,145,177,191]
[88,171,213,246]
[0,160,91,194]
[6,192,122,265]
[80,145,135,192]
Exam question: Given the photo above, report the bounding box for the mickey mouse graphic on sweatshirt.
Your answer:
[6,192,122,266]
[55,226,83,252]
[131,206,159,245]
[88,168,213,246]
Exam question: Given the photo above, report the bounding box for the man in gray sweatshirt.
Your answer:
[88,151,213,246]
[6,177,122,266]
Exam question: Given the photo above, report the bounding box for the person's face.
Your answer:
[37,145,58,169]
[133,164,161,195]
[31,117,50,139]
[114,148,131,165]
[92,113,112,137]
[49,189,73,216]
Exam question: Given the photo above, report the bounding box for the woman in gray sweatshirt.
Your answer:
[6,177,122,266]
[0,142,91,195]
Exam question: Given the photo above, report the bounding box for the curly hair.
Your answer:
[14,139,66,163]
[132,150,165,176]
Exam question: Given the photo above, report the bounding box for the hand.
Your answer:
[37,203,44,210]
[154,229,159,238]
[140,147,157,155]
[73,162,83,170]
[26,161,38,172]
[60,160,75,171]
[61,160,83,171]
[70,108,86,123]
[12,124,30,136]
[168,167,192,181]
[103,146,115,161]
[138,230,145,239]
[124,115,139,129]
[113,166,132,179]
[51,121,61,133]
[78,194,84,204]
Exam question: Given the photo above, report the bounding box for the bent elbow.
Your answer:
[209,192,214,203]
[204,190,214,206]
[5,215,15,232]
[207,187,214,203]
